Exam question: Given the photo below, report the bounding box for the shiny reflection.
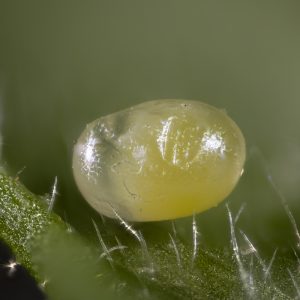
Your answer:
[172,142,179,165]
[157,117,175,159]
[80,132,101,181]
[201,130,226,156]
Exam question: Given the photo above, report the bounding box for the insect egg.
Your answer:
[72,99,246,222]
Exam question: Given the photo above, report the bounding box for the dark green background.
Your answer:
[0,0,300,251]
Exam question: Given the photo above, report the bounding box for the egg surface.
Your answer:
[73,99,246,221]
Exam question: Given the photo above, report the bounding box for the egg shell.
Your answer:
[72,99,246,222]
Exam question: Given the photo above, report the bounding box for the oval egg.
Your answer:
[73,99,246,221]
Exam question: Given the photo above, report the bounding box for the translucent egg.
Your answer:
[72,99,246,222]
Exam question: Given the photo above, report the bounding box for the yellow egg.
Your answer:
[72,99,246,222]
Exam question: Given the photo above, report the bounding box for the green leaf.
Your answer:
[0,172,299,299]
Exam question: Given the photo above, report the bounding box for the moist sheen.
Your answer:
[72,99,246,221]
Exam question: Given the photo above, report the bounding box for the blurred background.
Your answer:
[0,0,300,298]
